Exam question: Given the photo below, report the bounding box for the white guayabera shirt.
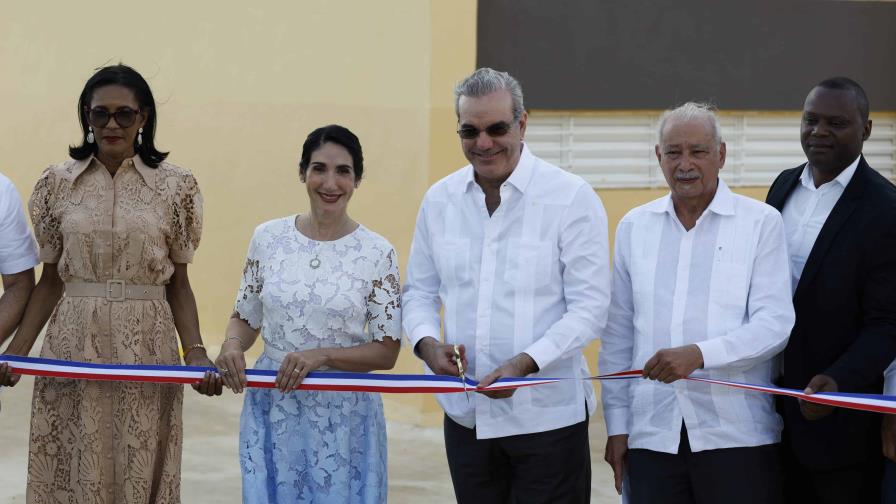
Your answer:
[403,145,611,439]
[601,180,795,454]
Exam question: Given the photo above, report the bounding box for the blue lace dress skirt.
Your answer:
[239,353,387,504]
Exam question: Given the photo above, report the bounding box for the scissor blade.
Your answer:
[453,344,470,401]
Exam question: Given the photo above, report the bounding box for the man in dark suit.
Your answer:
[766,77,896,503]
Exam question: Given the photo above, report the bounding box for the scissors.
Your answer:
[453,344,470,401]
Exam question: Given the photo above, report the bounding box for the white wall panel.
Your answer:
[527,113,896,188]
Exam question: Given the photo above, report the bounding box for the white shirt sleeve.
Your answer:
[600,218,635,436]
[695,211,795,370]
[0,175,39,275]
[401,198,443,351]
[885,360,896,396]
[523,185,611,370]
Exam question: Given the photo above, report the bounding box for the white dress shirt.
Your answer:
[887,359,896,395]
[403,144,611,439]
[779,157,896,395]
[0,172,39,274]
[781,156,859,295]
[600,180,795,454]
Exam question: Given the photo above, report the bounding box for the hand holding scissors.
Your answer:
[454,344,470,400]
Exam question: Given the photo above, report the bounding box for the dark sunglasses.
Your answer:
[85,107,141,128]
[457,121,514,140]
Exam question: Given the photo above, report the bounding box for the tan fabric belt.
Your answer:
[64,280,166,301]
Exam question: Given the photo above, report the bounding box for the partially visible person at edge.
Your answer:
[765,77,896,503]
[403,67,610,503]
[0,64,221,504]
[600,102,794,504]
[212,124,401,504]
[0,171,39,347]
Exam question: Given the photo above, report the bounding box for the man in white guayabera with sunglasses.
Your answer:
[403,67,610,503]
[600,103,795,504]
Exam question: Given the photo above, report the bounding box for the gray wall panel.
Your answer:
[476,0,896,110]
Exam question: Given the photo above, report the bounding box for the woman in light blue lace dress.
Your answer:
[213,125,401,503]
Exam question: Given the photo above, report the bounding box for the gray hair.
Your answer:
[657,102,723,147]
[454,67,525,121]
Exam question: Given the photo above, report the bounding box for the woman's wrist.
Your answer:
[311,348,331,367]
[183,343,208,363]
[184,352,210,367]
[223,335,245,351]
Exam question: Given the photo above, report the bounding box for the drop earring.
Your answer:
[137,127,143,146]
[86,127,94,144]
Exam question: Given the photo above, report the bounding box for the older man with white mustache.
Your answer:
[600,102,795,504]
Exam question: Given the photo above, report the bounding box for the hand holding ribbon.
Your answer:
[642,344,704,383]
[416,337,467,377]
[800,374,838,420]
[216,337,249,393]
[185,352,223,396]
[0,347,27,387]
[276,350,329,393]
[477,353,539,399]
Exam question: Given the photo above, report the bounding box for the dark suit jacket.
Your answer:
[766,156,896,470]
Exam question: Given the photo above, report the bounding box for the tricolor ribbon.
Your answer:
[594,369,896,415]
[2,355,895,414]
[0,355,556,394]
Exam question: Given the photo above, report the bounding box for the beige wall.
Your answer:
[0,2,780,426]
[0,0,477,424]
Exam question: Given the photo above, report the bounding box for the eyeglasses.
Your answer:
[85,107,141,128]
[457,121,514,140]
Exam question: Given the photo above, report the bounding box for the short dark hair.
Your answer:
[298,125,364,180]
[815,76,870,122]
[69,64,168,167]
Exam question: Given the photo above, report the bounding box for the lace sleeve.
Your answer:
[28,168,62,263]
[169,171,203,264]
[234,230,264,330]
[366,246,401,342]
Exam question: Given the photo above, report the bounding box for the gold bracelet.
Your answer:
[182,343,206,360]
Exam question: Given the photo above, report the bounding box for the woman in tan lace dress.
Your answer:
[0,64,222,503]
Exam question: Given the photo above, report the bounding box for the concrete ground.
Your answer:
[0,374,621,503]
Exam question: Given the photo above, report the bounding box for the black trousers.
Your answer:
[884,459,896,504]
[781,435,883,504]
[627,424,783,504]
[443,414,591,504]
